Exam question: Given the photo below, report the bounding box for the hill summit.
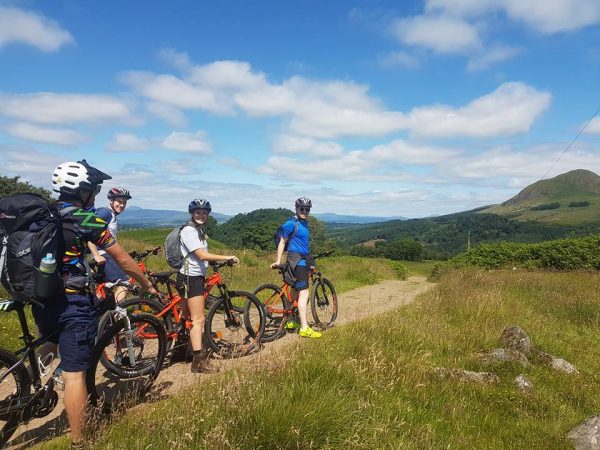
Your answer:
[502,169,600,206]
[483,169,600,224]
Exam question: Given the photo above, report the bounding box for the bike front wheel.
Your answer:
[252,284,290,342]
[310,278,338,329]
[204,291,265,358]
[87,313,167,412]
[0,348,31,447]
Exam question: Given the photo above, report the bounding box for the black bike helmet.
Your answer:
[188,198,212,213]
[107,187,132,200]
[295,196,312,208]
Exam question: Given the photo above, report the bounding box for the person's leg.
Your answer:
[187,294,206,352]
[58,295,99,444]
[297,289,310,329]
[114,285,128,303]
[62,371,87,443]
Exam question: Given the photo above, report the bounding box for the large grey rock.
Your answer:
[433,367,500,384]
[500,325,532,355]
[480,348,531,367]
[514,374,533,393]
[568,416,600,450]
[533,350,579,374]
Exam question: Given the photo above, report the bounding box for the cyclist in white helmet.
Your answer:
[38,161,157,448]
[87,187,132,303]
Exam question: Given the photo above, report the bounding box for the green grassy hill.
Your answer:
[481,169,600,224]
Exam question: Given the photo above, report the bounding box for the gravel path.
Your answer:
[7,276,433,449]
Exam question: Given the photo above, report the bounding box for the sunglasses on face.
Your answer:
[298,207,311,213]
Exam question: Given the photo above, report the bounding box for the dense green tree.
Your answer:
[0,175,52,200]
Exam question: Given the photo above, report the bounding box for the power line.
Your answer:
[540,105,600,180]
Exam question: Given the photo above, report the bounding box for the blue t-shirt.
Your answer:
[282,216,309,265]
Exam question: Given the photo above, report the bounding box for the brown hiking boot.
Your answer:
[191,349,216,373]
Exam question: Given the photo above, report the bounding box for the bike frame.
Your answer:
[0,300,60,417]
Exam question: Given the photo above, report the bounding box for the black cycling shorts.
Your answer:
[176,273,205,298]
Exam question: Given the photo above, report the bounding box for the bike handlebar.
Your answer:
[314,250,334,260]
[129,247,161,261]
[209,259,237,271]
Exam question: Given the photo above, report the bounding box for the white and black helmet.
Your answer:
[107,187,132,200]
[188,198,212,213]
[295,196,312,208]
[52,159,112,195]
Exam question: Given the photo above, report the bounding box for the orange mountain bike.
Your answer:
[120,260,266,358]
[253,251,337,342]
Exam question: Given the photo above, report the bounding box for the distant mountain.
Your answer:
[481,169,600,224]
[118,207,230,228]
[326,169,600,256]
[313,212,407,224]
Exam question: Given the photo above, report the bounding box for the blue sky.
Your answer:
[1,0,599,217]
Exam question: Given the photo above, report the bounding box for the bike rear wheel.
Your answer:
[204,291,265,358]
[252,283,290,342]
[310,278,338,329]
[87,313,166,412]
[0,348,31,447]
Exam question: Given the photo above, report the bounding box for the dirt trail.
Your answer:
[7,276,433,449]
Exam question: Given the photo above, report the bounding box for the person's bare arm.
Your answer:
[271,237,287,268]
[104,243,157,294]
[87,242,106,265]
[192,248,239,264]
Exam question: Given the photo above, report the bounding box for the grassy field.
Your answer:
[36,267,600,449]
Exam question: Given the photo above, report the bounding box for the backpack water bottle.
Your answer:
[35,253,57,300]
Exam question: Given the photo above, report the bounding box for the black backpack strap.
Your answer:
[288,217,299,243]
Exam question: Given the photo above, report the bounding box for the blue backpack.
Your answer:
[273,218,299,251]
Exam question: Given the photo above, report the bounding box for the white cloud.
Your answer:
[0,6,74,52]
[274,135,344,158]
[0,93,134,125]
[1,146,65,189]
[161,131,212,154]
[123,57,407,139]
[4,122,85,145]
[425,0,600,33]
[379,51,421,69]
[585,117,600,134]
[390,14,481,54]
[121,72,229,114]
[145,101,188,128]
[400,82,551,138]
[368,140,461,164]
[106,133,150,152]
[503,0,600,33]
[467,45,523,71]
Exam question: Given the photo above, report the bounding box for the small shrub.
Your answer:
[388,260,408,280]
[568,201,590,208]
[530,202,560,211]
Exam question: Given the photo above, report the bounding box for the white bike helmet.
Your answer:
[52,159,112,195]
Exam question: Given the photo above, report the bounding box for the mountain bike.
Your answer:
[119,260,266,359]
[89,263,167,411]
[0,291,164,447]
[253,251,337,342]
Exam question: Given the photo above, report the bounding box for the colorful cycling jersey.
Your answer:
[59,202,116,287]
[95,207,117,255]
[281,216,309,262]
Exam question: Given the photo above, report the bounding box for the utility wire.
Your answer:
[540,105,600,180]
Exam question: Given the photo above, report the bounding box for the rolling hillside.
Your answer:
[481,170,600,224]
[327,170,600,257]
